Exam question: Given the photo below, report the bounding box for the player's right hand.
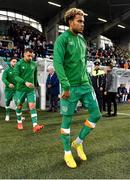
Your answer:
[9,84,14,88]
[25,82,34,88]
[104,91,107,95]
[61,90,70,99]
[48,84,52,88]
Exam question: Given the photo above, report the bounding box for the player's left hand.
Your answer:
[9,83,14,88]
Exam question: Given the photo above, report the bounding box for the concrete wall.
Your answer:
[117,32,130,51]
[45,24,59,43]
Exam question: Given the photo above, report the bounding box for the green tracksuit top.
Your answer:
[14,59,37,92]
[54,29,91,91]
[2,66,16,91]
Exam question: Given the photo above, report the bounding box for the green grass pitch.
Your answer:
[0,104,130,179]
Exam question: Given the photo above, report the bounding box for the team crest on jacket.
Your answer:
[68,41,73,46]
[62,106,68,112]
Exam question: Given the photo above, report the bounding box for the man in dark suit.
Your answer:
[46,66,59,112]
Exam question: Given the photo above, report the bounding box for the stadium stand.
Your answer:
[0,22,54,60]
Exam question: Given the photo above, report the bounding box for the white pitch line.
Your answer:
[117,112,130,116]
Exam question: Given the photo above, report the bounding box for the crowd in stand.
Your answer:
[1,23,130,114]
[0,23,53,60]
[88,44,130,69]
[0,22,130,69]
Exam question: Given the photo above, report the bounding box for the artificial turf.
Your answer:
[0,104,130,179]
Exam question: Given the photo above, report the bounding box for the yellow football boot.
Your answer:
[72,140,87,161]
[64,153,77,168]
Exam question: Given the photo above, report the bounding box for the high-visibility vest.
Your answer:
[92,69,105,76]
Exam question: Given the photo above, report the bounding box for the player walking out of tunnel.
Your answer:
[2,58,17,121]
[54,8,101,168]
[14,48,43,133]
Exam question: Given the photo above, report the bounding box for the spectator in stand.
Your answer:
[117,84,123,103]
[119,57,125,68]
[128,60,130,69]
[124,60,128,70]
[46,41,54,58]
[11,46,21,59]
[3,47,11,59]
[122,85,128,103]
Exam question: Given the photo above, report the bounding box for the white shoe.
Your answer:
[5,116,10,122]
[21,116,25,121]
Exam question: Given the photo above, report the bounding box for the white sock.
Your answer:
[33,123,37,127]
[21,116,25,121]
[17,120,22,123]
[5,115,9,121]
[64,151,72,155]
[76,137,83,144]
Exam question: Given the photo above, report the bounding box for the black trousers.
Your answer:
[107,92,117,115]
[49,94,58,110]
[102,94,107,111]
[95,89,102,112]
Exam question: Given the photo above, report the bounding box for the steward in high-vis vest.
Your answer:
[91,60,105,112]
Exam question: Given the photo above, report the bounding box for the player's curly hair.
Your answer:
[24,48,34,53]
[64,8,84,26]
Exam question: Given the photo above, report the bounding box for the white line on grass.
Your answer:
[117,112,130,116]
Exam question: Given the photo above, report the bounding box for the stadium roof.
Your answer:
[79,0,130,41]
[0,0,74,23]
[0,0,130,41]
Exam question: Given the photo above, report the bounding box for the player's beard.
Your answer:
[73,28,83,34]
[25,58,32,62]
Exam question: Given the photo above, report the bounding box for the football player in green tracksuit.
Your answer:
[2,58,17,121]
[54,8,101,168]
[13,48,43,133]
